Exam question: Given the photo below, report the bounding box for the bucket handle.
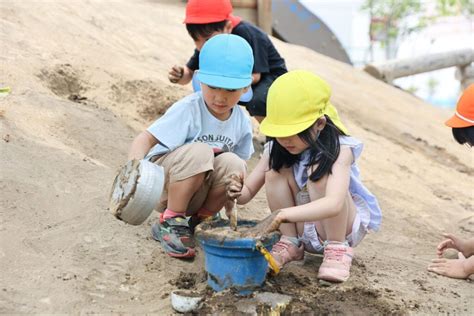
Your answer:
[255,241,280,275]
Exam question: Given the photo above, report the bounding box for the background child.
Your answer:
[444,83,474,147]
[128,34,254,259]
[226,70,382,282]
[428,234,474,279]
[428,84,474,279]
[168,0,287,122]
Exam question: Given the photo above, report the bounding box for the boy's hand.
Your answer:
[225,172,243,199]
[168,65,184,83]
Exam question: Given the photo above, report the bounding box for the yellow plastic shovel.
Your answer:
[255,240,280,275]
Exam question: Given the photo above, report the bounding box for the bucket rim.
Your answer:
[194,219,280,248]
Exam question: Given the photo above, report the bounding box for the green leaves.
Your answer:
[362,0,471,58]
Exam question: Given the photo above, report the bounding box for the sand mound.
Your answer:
[0,0,472,314]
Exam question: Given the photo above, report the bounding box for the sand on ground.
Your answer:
[0,0,472,314]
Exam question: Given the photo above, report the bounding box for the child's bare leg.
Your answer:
[199,152,247,216]
[201,185,227,213]
[296,222,305,237]
[154,142,214,216]
[318,194,356,242]
[167,173,206,214]
[307,175,356,242]
[306,174,357,282]
[265,167,299,236]
[150,143,215,258]
[265,167,304,268]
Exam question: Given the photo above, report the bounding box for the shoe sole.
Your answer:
[167,248,196,258]
[317,272,349,283]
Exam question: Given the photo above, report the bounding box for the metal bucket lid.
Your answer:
[109,159,165,225]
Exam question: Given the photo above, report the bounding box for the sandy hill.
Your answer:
[0,0,472,314]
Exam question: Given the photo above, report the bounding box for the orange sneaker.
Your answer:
[317,242,353,282]
[270,236,304,269]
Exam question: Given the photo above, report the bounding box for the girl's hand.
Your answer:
[262,210,285,235]
[225,172,243,199]
[244,210,286,237]
[437,233,469,257]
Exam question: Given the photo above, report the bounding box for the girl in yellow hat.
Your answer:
[226,70,382,282]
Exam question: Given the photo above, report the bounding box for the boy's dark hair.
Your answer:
[269,115,348,182]
[452,126,474,146]
[186,20,228,41]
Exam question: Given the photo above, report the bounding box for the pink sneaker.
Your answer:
[270,236,304,269]
[317,242,354,282]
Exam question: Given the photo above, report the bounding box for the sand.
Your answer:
[0,0,473,314]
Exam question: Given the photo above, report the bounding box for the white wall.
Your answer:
[299,0,370,65]
[298,0,473,108]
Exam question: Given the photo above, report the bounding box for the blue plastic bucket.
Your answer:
[196,220,279,295]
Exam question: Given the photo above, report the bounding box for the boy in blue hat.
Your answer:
[168,0,287,123]
[128,34,255,259]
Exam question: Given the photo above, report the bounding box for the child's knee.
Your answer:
[164,143,214,182]
[265,167,290,182]
[306,173,328,197]
[212,152,246,183]
[265,169,278,183]
[218,152,246,172]
[182,142,214,164]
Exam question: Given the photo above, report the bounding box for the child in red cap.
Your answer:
[168,0,287,123]
[428,84,474,279]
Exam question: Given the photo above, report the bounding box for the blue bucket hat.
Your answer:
[197,34,254,90]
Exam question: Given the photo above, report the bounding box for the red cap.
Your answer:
[445,84,474,128]
[184,0,233,24]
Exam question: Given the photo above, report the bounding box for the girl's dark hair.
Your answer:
[269,115,347,182]
[186,20,228,41]
[452,126,474,146]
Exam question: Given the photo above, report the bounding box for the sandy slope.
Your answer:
[0,0,472,314]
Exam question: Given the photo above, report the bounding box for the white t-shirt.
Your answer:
[145,92,254,160]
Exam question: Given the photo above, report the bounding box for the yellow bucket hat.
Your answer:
[260,70,348,137]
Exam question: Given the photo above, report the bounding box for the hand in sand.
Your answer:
[241,210,286,238]
[224,172,243,200]
[168,65,184,83]
[428,252,472,279]
[437,233,470,258]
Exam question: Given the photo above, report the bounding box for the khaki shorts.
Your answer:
[150,142,246,214]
